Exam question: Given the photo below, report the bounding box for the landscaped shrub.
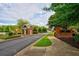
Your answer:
[73,34,79,43]
[38,26,47,33]
[33,26,38,34]
[38,27,42,33]
[7,32,14,36]
[77,28,79,32]
[41,27,47,33]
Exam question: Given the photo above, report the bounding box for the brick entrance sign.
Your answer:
[54,26,74,43]
[27,26,33,35]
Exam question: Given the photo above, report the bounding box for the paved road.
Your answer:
[0,34,44,56]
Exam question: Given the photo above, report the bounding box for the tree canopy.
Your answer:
[48,3,79,29]
[17,19,30,28]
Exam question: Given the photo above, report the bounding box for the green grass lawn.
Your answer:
[34,36,52,47]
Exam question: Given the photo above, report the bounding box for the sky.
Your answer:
[0,3,55,26]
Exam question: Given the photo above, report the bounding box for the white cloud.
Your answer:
[0,3,54,26]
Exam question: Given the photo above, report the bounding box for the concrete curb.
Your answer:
[15,36,53,56]
[15,36,44,56]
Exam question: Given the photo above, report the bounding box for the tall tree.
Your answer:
[17,19,30,34]
[17,19,29,28]
[48,3,79,29]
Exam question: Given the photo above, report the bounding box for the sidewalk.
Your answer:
[15,36,79,56]
[46,36,79,56]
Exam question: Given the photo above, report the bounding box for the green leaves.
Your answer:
[48,3,79,29]
[17,19,29,28]
[73,34,79,42]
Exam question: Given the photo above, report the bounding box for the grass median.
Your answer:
[34,36,52,47]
